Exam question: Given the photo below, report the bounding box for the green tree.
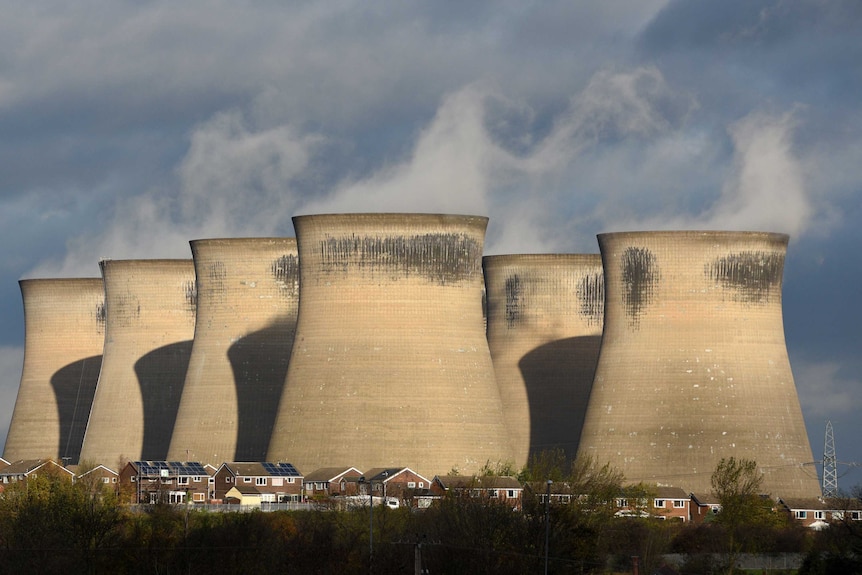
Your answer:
[709,457,785,573]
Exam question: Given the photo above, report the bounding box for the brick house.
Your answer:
[119,461,209,504]
[0,459,75,487]
[359,468,432,505]
[214,462,303,503]
[779,497,862,528]
[615,486,690,521]
[73,464,120,496]
[690,492,722,524]
[432,475,524,510]
[303,467,363,500]
[650,487,691,521]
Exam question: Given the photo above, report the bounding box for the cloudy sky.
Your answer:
[2,0,860,487]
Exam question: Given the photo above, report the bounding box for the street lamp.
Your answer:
[358,476,372,562]
[544,479,552,575]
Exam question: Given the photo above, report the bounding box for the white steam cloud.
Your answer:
[26,66,817,280]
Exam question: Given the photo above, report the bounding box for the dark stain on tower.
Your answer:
[505,274,522,328]
[318,233,482,284]
[184,280,197,312]
[272,254,300,296]
[115,294,142,327]
[578,271,604,327]
[707,251,784,304]
[621,247,658,328]
[95,302,106,331]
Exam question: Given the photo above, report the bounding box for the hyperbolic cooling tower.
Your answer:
[483,254,604,469]
[167,238,299,464]
[577,231,820,498]
[267,213,513,477]
[79,259,196,467]
[4,279,105,464]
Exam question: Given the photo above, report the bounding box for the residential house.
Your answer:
[690,492,722,524]
[779,497,862,528]
[303,467,363,500]
[359,468,432,505]
[214,462,303,503]
[119,461,209,504]
[0,459,75,487]
[650,487,690,521]
[432,475,523,510]
[73,464,120,496]
[616,486,690,521]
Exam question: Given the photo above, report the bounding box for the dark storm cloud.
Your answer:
[639,0,862,110]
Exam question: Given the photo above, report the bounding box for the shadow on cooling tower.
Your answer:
[228,322,294,461]
[134,341,193,460]
[518,335,602,466]
[50,354,102,465]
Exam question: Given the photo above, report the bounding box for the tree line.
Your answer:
[1,453,860,574]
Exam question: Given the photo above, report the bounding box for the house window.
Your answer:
[418,482,424,488]
[272,477,283,487]
[489,490,499,498]
[193,476,201,483]
[103,477,111,484]
[673,500,686,508]
[112,477,117,483]
[256,477,267,486]
[851,512,861,521]
[617,499,628,507]
[407,482,416,488]
[287,477,294,483]
[208,477,215,484]
[225,477,232,483]
[508,490,516,498]
[244,477,252,483]
[654,499,666,508]
[261,493,276,503]
[815,511,825,520]
[193,493,205,502]
[178,477,189,486]
[795,511,807,519]
[131,476,136,483]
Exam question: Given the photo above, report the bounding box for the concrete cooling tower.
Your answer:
[483,254,604,469]
[167,238,299,465]
[577,231,821,498]
[4,279,105,464]
[267,213,513,477]
[79,260,196,467]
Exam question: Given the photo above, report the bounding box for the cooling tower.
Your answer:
[167,238,299,465]
[267,213,513,477]
[483,254,603,469]
[577,231,820,498]
[79,259,196,467]
[3,279,105,464]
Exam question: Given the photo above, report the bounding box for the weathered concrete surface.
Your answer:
[4,279,105,464]
[168,238,299,465]
[484,254,603,469]
[578,231,821,498]
[268,213,513,477]
[79,260,196,467]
